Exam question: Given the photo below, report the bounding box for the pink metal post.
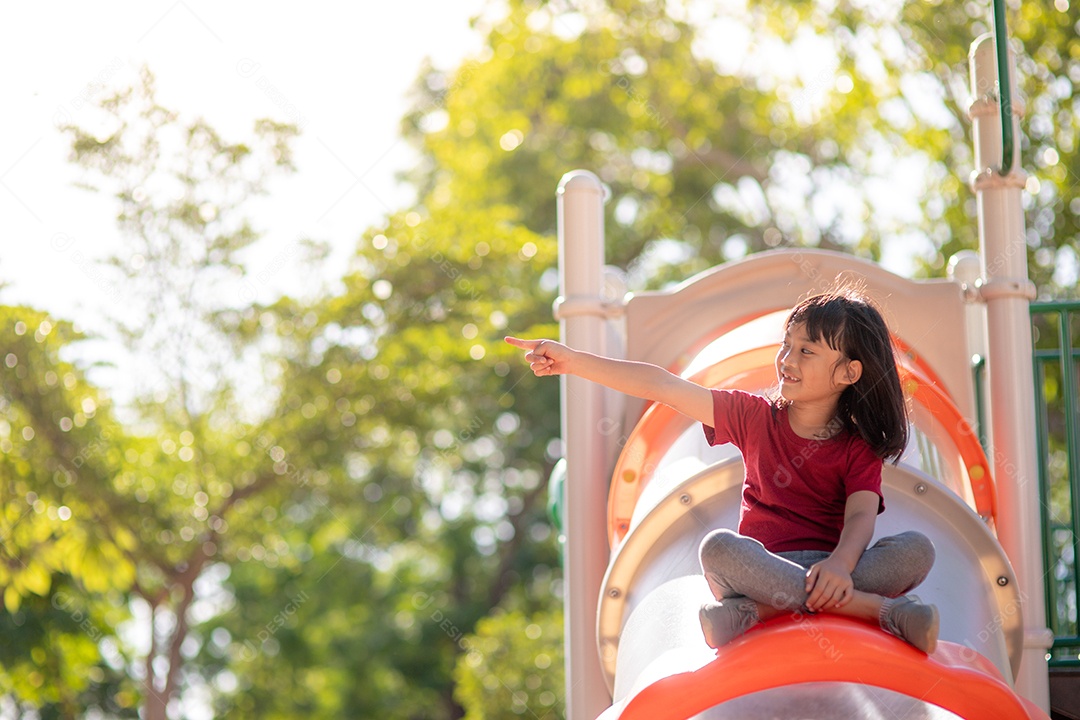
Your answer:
[969,33,1051,710]
[556,170,611,720]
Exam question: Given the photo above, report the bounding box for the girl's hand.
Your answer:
[804,556,854,611]
[505,337,575,377]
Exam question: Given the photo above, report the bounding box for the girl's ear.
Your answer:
[843,359,863,385]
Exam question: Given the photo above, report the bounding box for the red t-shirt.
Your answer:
[703,389,884,553]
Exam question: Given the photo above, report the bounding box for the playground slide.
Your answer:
[605,608,1046,719]
[591,334,1049,719]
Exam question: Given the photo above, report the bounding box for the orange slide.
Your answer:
[618,615,1049,720]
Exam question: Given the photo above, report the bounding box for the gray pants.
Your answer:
[699,528,935,611]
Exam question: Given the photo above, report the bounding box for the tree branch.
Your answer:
[665,116,768,184]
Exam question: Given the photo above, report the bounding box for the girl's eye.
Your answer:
[801,348,813,355]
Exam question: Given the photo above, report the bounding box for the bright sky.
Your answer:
[0,0,491,342]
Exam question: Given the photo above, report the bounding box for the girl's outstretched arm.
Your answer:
[505,337,714,426]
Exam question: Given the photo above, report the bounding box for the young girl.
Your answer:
[506,285,939,653]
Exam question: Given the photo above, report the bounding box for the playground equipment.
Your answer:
[552,29,1053,720]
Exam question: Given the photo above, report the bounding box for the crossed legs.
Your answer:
[698,529,939,651]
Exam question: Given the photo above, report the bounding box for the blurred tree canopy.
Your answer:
[454,609,564,719]
[403,0,1078,295]
[1,0,1077,719]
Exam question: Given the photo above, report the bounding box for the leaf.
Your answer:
[20,562,51,597]
[4,584,21,613]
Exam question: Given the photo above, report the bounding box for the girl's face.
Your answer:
[775,322,860,403]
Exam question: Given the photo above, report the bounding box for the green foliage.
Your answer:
[404,0,1078,294]
[199,553,454,718]
[0,581,137,718]
[0,306,138,715]
[454,609,565,720]
[0,306,134,601]
[199,199,565,718]
[404,3,774,278]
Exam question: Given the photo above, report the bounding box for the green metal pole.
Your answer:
[973,354,989,453]
[992,0,1014,175]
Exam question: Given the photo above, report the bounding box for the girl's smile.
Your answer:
[775,324,847,400]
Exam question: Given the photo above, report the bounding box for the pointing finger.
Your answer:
[504,336,540,350]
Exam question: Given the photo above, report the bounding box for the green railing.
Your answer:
[1033,301,1080,665]
[972,354,988,452]
[992,0,1015,175]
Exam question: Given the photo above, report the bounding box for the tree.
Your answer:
[196,200,565,718]
[403,0,1077,295]
[0,65,304,720]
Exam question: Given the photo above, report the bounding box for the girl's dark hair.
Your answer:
[774,283,909,463]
